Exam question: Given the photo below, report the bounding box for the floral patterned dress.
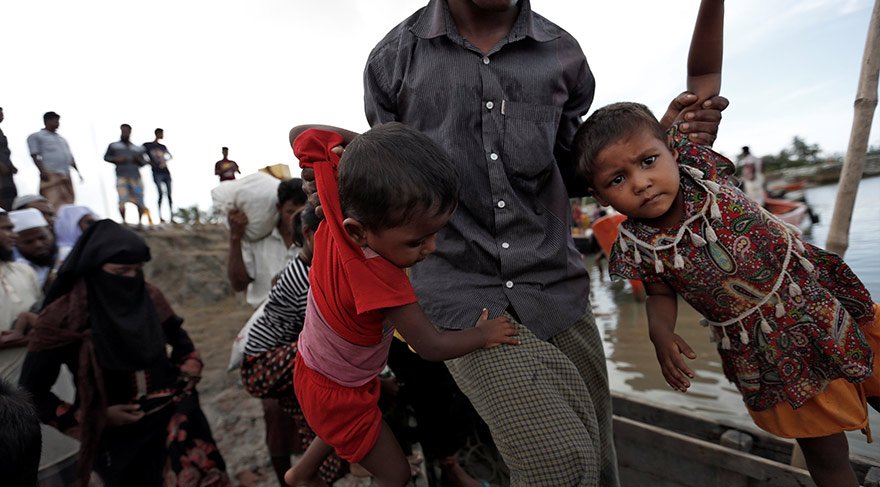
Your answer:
[609,131,875,412]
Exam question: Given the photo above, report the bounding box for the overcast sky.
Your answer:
[1,0,876,220]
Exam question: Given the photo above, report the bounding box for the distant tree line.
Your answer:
[758,137,880,173]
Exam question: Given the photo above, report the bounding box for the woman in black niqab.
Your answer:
[48,219,166,371]
[21,220,230,486]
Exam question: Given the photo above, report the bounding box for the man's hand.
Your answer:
[106,404,144,426]
[300,145,342,221]
[227,208,248,241]
[659,92,729,146]
[301,168,322,219]
[651,332,697,392]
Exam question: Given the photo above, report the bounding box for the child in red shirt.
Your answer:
[287,123,519,487]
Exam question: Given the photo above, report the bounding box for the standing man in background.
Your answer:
[143,128,174,223]
[26,112,82,209]
[215,147,240,182]
[0,108,17,210]
[104,124,148,227]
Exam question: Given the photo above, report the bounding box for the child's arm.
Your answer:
[289,124,359,150]
[290,124,360,219]
[686,0,724,104]
[645,282,697,392]
[386,303,519,362]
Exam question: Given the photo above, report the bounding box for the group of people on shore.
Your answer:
[2,1,878,487]
[0,107,249,231]
[0,110,175,226]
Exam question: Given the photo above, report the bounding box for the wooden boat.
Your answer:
[765,197,811,233]
[572,227,599,254]
[612,392,880,486]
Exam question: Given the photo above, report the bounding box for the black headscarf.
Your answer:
[44,219,165,371]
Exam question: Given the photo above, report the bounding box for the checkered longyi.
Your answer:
[445,311,618,486]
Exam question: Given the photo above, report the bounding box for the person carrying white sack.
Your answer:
[216,174,308,484]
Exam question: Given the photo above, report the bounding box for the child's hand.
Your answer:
[475,309,519,348]
[652,332,697,392]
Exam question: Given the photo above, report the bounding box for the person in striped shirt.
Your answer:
[239,204,346,484]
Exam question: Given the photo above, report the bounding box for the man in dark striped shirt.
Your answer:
[362,1,727,485]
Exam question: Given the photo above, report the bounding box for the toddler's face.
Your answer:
[590,128,681,227]
[362,209,452,268]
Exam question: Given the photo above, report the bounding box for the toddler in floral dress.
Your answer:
[572,1,879,486]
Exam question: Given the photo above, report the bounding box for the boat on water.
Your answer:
[765,197,812,233]
[613,392,880,486]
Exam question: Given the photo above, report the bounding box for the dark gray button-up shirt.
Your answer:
[365,0,594,339]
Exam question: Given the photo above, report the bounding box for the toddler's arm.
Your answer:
[386,303,519,362]
[687,0,724,104]
[290,124,360,220]
[645,282,697,392]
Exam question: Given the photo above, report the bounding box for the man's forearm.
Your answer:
[227,237,252,292]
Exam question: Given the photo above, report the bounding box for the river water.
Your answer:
[593,175,880,461]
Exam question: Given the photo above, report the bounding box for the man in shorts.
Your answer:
[26,111,83,209]
[104,124,147,226]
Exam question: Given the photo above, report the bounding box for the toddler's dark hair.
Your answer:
[574,102,666,189]
[339,122,459,230]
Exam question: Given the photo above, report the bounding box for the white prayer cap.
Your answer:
[8,208,49,232]
[11,194,48,211]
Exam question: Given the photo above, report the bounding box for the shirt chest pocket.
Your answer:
[501,101,562,181]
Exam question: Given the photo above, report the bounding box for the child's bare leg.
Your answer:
[358,422,411,487]
[284,437,333,487]
[796,433,858,487]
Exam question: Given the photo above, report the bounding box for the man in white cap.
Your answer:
[11,194,56,229]
[0,206,41,382]
[8,208,60,292]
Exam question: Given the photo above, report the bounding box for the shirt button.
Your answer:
[489,153,499,161]
[486,101,494,110]
[497,200,506,208]
[505,280,514,289]
[502,242,510,249]
[482,56,490,65]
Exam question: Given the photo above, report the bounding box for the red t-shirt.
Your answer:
[294,129,416,346]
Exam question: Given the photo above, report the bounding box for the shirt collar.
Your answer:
[410,0,559,44]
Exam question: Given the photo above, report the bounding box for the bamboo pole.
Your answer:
[826,0,880,256]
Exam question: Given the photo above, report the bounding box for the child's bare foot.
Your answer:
[283,465,328,487]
